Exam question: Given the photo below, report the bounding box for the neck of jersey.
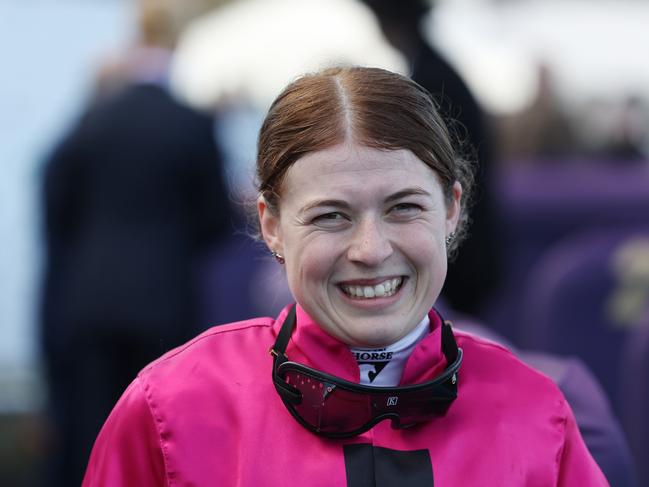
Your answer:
[349,315,431,387]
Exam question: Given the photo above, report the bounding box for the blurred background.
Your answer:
[1,0,648,485]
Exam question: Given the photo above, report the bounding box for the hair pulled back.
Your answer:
[256,66,474,255]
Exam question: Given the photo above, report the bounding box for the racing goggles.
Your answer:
[270,306,462,439]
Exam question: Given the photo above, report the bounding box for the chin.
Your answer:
[346,326,403,348]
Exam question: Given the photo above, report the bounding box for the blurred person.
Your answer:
[40,0,232,485]
[608,95,649,160]
[82,66,606,486]
[359,0,502,319]
[497,62,577,162]
[553,93,648,163]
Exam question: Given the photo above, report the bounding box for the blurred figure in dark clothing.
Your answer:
[607,95,648,160]
[40,1,231,485]
[360,3,636,484]
[360,0,502,317]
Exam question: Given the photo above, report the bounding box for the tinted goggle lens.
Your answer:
[282,369,374,434]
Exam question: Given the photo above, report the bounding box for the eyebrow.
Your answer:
[384,187,432,202]
[298,187,432,214]
[299,199,351,214]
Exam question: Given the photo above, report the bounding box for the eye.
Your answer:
[389,203,423,217]
[311,212,349,228]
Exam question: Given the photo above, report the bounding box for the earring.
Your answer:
[445,233,455,247]
[271,251,285,264]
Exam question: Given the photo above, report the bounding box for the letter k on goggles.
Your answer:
[270,306,462,439]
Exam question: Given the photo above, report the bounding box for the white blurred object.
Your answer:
[428,0,649,115]
[426,3,538,115]
[170,0,407,110]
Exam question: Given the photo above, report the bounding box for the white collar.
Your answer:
[349,315,430,387]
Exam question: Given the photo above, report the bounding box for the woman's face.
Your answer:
[259,142,461,347]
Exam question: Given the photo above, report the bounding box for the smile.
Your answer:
[340,277,404,299]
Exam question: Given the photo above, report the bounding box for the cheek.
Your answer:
[286,236,339,290]
[398,222,441,253]
[414,248,444,277]
[399,227,447,279]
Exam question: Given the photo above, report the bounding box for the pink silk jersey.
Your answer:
[82,305,609,486]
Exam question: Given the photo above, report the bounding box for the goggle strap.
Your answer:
[270,306,303,404]
[439,315,459,364]
[270,305,297,364]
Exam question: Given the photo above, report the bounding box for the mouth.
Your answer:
[339,277,404,300]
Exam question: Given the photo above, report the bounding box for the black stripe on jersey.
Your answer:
[344,444,433,486]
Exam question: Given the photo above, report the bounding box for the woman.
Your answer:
[82,67,607,486]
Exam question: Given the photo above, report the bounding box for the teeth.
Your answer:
[341,277,403,299]
[375,284,386,297]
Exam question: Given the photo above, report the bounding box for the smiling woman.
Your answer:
[258,142,461,347]
[82,66,608,486]
[255,66,468,348]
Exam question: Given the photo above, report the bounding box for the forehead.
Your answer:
[281,143,440,198]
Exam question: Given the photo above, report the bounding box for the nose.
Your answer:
[347,217,393,266]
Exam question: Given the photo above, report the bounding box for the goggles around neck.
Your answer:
[270,306,462,439]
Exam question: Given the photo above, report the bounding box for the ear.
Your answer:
[445,181,462,235]
[258,196,284,254]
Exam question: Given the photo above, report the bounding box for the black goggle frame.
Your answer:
[270,306,462,439]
